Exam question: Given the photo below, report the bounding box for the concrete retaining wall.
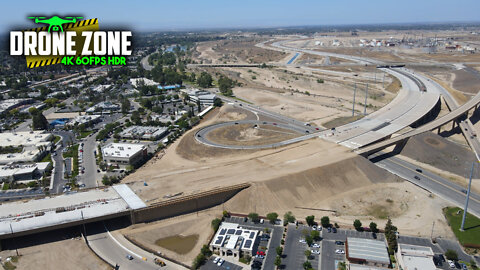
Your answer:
[132,183,250,224]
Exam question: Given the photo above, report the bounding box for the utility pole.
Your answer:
[364,83,369,115]
[10,223,19,256]
[430,221,435,240]
[352,83,357,116]
[382,71,386,88]
[374,69,377,83]
[461,162,475,231]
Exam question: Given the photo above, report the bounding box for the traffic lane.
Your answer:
[384,154,480,202]
[263,225,283,270]
[86,223,159,270]
[321,240,345,270]
[202,257,243,270]
[397,235,443,254]
[282,224,310,270]
[81,131,100,188]
[436,238,477,264]
[374,157,480,218]
[322,228,383,242]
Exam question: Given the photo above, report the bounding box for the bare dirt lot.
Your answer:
[205,123,301,146]
[0,231,108,270]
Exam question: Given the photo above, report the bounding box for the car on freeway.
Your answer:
[461,189,468,194]
[262,122,267,124]
[213,257,219,264]
[315,127,319,130]
[273,123,277,125]
[306,130,310,133]
[126,254,134,260]
[335,241,344,245]
[416,168,422,173]
[235,122,239,125]
[217,258,224,266]
[335,249,345,254]
[414,176,420,180]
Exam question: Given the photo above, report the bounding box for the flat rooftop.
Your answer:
[347,237,390,265]
[0,131,52,147]
[102,143,145,159]
[0,184,146,237]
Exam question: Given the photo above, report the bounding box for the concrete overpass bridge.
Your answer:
[357,91,480,157]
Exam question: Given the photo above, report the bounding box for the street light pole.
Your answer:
[364,83,369,115]
[352,83,357,116]
[9,223,19,256]
[461,162,475,231]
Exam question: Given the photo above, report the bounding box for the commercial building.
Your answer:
[0,162,51,183]
[67,114,102,127]
[101,143,146,167]
[346,237,390,268]
[0,99,33,115]
[120,126,168,140]
[210,222,259,260]
[86,101,120,113]
[396,244,437,270]
[0,131,53,164]
[182,88,217,105]
[130,78,157,88]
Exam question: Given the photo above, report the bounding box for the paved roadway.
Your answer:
[86,222,186,270]
[80,131,100,188]
[371,153,480,218]
[194,119,318,149]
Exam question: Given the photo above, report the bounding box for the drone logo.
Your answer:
[28,16,84,32]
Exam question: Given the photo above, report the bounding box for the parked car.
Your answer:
[311,250,320,255]
[312,243,320,248]
[448,260,455,268]
[332,227,337,233]
[299,239,307,244]
[327,227,332,233]
[217,258,224,266]
[213,257,219,264]
[335,249,345,254]
[335,241,344,245]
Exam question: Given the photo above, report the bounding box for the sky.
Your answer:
[2,0,480,32]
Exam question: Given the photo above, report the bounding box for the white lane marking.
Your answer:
[104,224,143,259]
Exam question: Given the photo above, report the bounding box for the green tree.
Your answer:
[121,99,130,114]
[321,216,330,228]
[222,210,230,218]
[338,262,347,270]
[310,230,320,241]
[305,235,313,247]
[32,111,49,130]
[445,249,458,261]
[211,218,221,231]
[304,249,311,259]
[248,212,260,223]
[266,212,279,224]
[131,110,142,125]
[213,97,223,107]
[197,72,213,88]
[284,211,296,224]
[218,75,235,96]
[305,215,315,227]
[276,246,283,256]
[274,255,282,268]
[354,219,362,231]
[384,218,398,254]
[303,260,312,270]
[369,222,378,233]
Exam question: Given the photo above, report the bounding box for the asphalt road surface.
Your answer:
[372,153,480,218]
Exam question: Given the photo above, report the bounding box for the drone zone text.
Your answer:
[10,31,132,65]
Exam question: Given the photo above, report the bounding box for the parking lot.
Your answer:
[282,224,320,270]
[320,240,346,270]
[202,257,243,270]
[322,227,384,242]
[223,216,283,270]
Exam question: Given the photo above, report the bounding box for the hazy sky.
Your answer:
[2,0,479,32]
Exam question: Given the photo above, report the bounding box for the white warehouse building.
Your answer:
[210,222,259,260]
[101,143,146,167]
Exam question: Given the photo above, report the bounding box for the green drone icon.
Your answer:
[28,16,84,32]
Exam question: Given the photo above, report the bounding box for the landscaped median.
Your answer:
[443,207,480,248]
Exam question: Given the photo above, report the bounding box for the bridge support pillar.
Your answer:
[452,121,456,130]
[130,210,136,225]
[437,126,441,134]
